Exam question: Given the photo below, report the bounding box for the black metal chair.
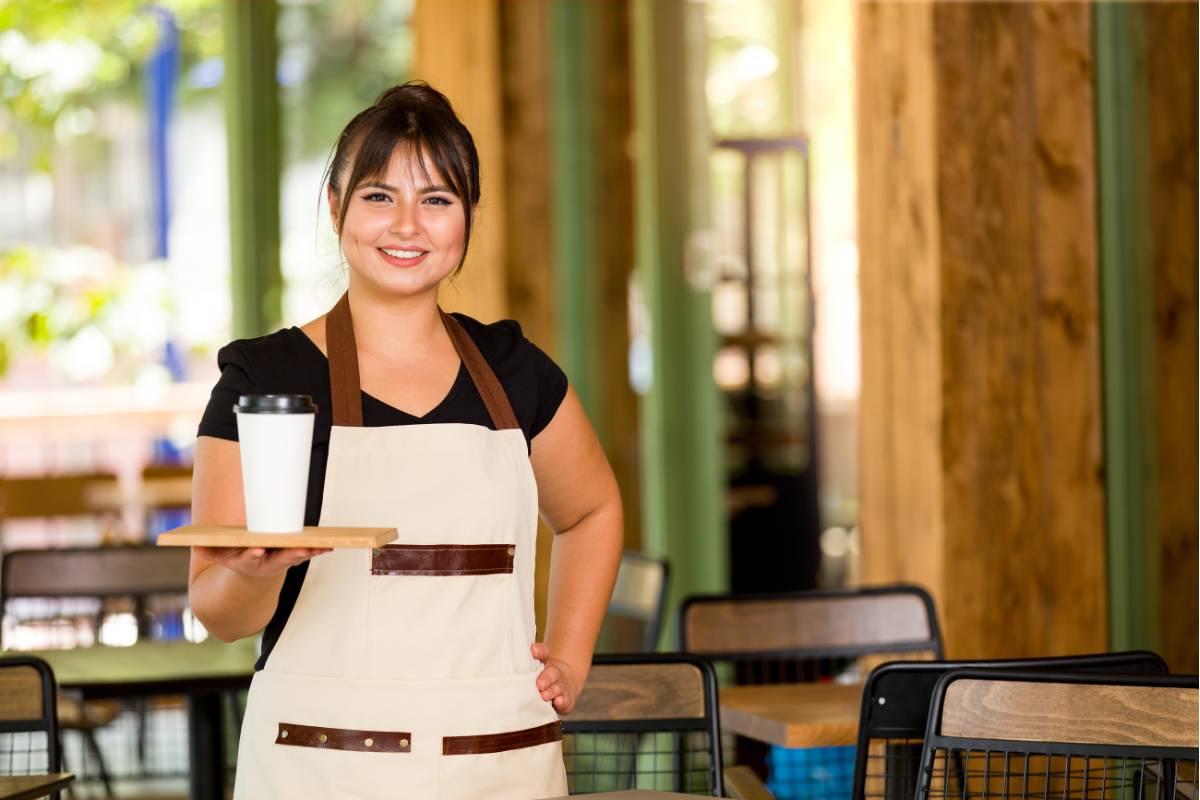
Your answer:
[1,545,193,796]
[0,654,62,797]
[852,651,1170,800]
[562,652,724,796]
[680,585,943,799]
[596,551,670,653]
[915,669,1198,800]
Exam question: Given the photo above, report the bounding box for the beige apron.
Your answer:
[233,294,567,799]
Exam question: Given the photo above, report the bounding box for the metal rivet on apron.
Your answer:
[280,729,288,738]
[400,738,409,749]
[364,738,374,748]
[318,733,328,744]
[507,546,515,556]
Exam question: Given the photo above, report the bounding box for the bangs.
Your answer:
[341,112,475,207]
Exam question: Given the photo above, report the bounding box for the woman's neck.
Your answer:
[344,281,447,362]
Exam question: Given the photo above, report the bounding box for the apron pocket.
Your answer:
[275,722,412,753]
[371,543,515,576]
[442,721,563,755]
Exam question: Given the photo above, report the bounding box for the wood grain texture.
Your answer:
[0,664,44,721]
[156,525,395,549]
[941,679,1199,748]
[1144,2,1199,675]
[718,682,862,747]
[413,0,507,324]
[858,3,1106,659]
[684,593,933,654]
[935,3,1105,659]
[0,774,75,800]
[568,661,705,722]
[857,0,945,601]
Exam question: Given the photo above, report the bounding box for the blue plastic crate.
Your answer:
[766,744,856,800]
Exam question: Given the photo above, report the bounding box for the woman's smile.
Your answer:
[377,246,430,268]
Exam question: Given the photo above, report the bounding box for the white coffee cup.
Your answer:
[234,395,316,533]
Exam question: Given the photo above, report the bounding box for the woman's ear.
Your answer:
[326,185,341,235]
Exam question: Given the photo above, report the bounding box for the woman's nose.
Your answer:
[389,201,420,236]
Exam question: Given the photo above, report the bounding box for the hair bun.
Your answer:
[374,81,457,116]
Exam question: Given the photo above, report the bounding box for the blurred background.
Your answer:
[0,0,1195,792]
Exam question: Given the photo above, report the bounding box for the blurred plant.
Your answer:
[0,244,190,385]
[0,0,223,168]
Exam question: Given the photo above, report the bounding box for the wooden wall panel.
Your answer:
[413,0,508,323]
[935,4,1105,658]
[859,3,1107,659]
[1144,2,1198,674]
[857,1,945,601]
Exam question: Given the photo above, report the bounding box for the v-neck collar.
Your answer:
[291,326,467,422]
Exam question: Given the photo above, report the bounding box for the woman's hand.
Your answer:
[531,642,583,714]
[194,546,330,580]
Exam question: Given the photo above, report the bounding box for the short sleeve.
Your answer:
[196,342,258,442]
[528,340,569,440]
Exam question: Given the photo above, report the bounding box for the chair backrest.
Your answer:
[916,669,1198,800]
[852,651,1171,800]
[563,653,724,796]
[679,585,943,684]
[0,546,192,649]
[596,551,669,653]
[0,473,122,520]
[0,655,60,775]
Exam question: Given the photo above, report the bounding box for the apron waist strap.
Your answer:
[273,721,563,756]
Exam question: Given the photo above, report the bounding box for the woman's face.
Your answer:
[331,144,467,300]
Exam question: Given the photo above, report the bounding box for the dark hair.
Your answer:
[324,81,480,274]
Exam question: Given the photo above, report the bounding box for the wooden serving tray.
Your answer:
[156,525,396,549]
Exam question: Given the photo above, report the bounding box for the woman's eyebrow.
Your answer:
[419,185,454,194]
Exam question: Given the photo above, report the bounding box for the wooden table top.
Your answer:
[0,773,74,800]
[718,682,864,748]
[24,637,258,698]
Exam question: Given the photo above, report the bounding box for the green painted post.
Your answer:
[632,0,728,647]
[223,0,282,338]
[1094,2,1161,653]
[549,0,601,431]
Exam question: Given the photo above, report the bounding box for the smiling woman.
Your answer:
[187,81,624,800]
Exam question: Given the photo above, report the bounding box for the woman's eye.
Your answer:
[425,196,453,206]
[363,192,389,202]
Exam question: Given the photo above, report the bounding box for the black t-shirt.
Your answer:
[196,314,568,669]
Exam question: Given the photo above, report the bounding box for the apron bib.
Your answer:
[233,294,567,799]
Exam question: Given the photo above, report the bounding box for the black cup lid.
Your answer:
[234,394,317,414]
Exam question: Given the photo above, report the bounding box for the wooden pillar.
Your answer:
[858,3,1108,658]
[413,0,507,323]
[223,0,281,337]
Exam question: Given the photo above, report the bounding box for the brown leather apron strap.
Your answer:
[324,293,520,432]
[442,721,563,756]
[276,722,411,753]
[326,292,363,427]
[370,543,516,576]
[439,310,521,431]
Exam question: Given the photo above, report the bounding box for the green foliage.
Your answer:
[0,0,224,168]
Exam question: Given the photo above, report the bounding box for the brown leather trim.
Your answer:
[442,721,563,756]
[326,292,364,428]
[371,544,516,576]
[275,722,411,753]
[439,310,521,431]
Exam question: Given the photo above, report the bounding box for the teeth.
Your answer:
[381,248,425,259]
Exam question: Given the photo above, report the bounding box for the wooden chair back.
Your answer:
[853,651,1170,800]
[679,585,943,679]
[0,655,60,775]
[917,670,1198,800]
[563,653,724,796]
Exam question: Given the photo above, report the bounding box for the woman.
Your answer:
[189,82,623,799]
